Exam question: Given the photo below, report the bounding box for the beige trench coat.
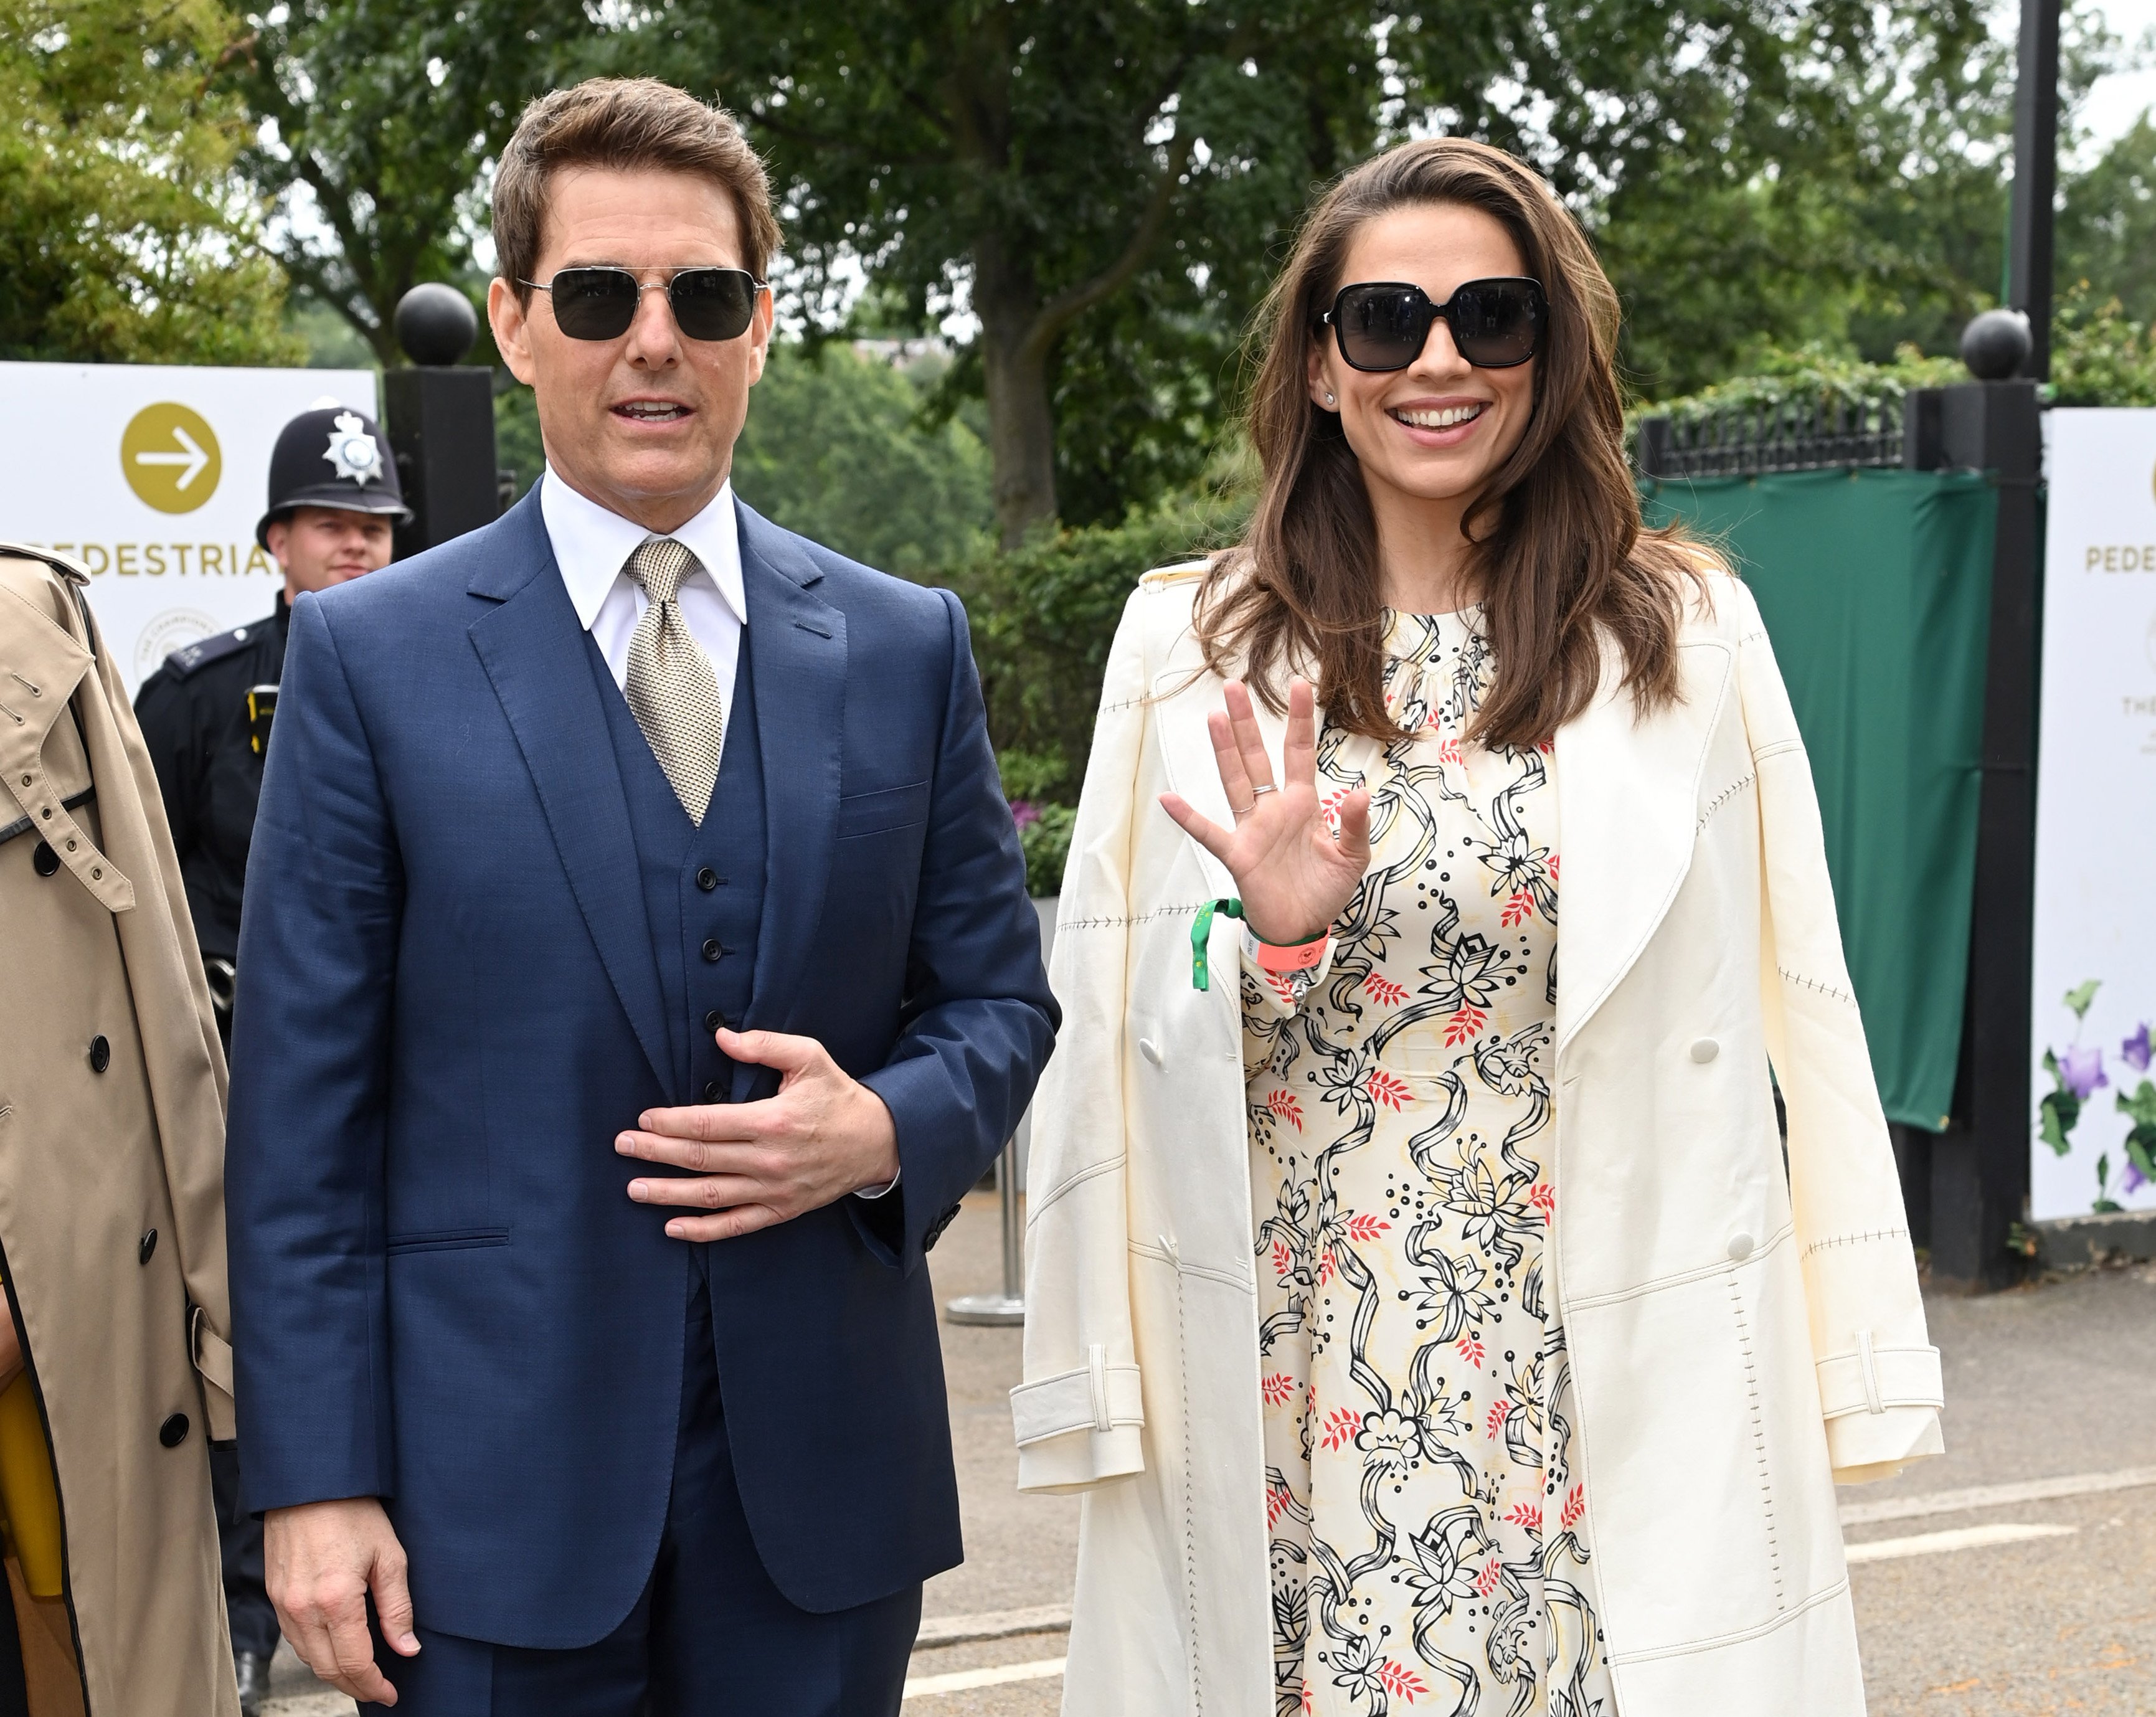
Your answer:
[1016,563,1944,1716]
[0,546,239,1717]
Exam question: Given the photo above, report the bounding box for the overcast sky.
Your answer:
[2080,0,2156,156]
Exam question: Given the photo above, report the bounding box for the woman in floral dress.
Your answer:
[1236,608,1608,1716]
[1021,134,1941,1717]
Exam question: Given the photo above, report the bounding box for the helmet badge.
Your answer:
[323,412,385,486]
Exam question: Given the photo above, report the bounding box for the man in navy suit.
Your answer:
[225,77,1056,1715]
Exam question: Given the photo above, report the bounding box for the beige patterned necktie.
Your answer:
[623,536,724,824]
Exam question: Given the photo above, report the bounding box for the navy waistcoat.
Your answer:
[585,630,765,1105]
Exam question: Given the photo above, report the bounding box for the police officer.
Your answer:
[134,405,407,1716]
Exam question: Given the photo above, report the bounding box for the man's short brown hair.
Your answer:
[494,77,782,301]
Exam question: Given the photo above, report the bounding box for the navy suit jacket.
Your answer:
[225,491,1057,1646]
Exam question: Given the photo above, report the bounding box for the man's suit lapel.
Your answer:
[1552,633,1734,1059]
[734,503,846,1067]
[465,493,674,1093]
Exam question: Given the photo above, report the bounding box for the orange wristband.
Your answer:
[1250,930,1330,974]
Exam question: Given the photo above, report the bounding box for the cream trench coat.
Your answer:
[1014,562,1944,1717]
[0,546,240,1717]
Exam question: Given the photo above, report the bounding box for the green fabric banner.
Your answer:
[1641,469,1995,1130]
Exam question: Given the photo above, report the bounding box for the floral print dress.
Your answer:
[1241,607,1617,1717]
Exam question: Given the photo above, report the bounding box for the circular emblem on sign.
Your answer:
[135,608,219,683]
[121,404,222,514]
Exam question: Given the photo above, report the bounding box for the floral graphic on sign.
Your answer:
[2039,983,2156,1212]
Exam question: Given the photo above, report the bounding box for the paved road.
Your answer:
[267,1201,2156,1715]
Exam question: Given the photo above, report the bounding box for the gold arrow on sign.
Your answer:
[120,402,222,514]
[133,425,211,490]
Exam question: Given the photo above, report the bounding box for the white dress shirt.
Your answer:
[541,466,747,767]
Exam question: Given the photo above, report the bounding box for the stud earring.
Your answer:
[1325,392,1336,405]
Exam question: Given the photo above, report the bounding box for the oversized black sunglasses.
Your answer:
[1319,277,1546,371]
[522,266,768,343]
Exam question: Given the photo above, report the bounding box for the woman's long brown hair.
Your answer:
[1199,138,1701,749]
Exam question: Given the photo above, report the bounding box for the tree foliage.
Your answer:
[0,0,295,363]
[223,0,587,364]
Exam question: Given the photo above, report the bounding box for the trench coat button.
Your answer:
[31,841,57,877]
[1138,1038,1163,1067]
[158,1413,189,1448]
[701,938,724,963]
[138,1229,157,1265]
[1690,1038,1719,1063]
[696,868,721,891]
[702,1079,722,1102]
[1728,1232,1755,1262]
[88,1036,110,1074]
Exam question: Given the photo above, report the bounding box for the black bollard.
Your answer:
[384,284,501,559]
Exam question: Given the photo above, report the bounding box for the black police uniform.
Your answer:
[135,603,288,977]
[131,404,408,1715]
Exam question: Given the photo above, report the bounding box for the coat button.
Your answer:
[701,938,724,963]
[88,1036,111,1074]
[1728,1232,1755,1262]
[702,1079,722,1102]
[1690,1038,1719,1063]
[158,1413,189,1448]
[138,1229,157,1265]
[31,841,57,877]
[696,868,721,891]
[1138,1038,1163,1067]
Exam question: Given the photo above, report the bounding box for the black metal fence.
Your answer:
[1635,395,1908,478]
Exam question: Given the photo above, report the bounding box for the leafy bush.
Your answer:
[1013,802,1077,899]
[2050,284,2156,407]
[1630,341,1965,439]
[950,453,1255,813]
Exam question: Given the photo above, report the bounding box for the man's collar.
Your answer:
[538,466,747,631]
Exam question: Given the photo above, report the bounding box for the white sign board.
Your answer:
[0,362,379,695]
[2030,407,2156,1220]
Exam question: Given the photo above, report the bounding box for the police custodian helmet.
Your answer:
[253,405,414,548]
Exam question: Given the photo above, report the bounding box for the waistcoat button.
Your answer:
[702,1079,722,1102]
[704,1010,724,1034]
[701,938,724,963]
[1728,1232,1755,1262]
[696,868,721,891]
[88,1036,111,1074]
[138,1229,157,1265]
[158,1413,190,1448]
[31,841,57,877]
[1690,1038,1719,1063]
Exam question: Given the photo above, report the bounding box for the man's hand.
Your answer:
[265,1497,419,1705]
[615,1028,901,1241]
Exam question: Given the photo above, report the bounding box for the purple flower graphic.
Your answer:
[2059,1044,2109,1101]
[1009,800,1041,831]
[2123,1023,2152,1074]
[2127,1160,2149,1195]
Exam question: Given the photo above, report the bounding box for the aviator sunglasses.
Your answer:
[522,266,768,343]
[1320,277,1547,371]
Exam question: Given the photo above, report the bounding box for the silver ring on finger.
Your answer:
[1249,783,1277,797]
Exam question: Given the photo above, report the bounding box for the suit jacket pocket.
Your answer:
[385,1227,510,1256]
[836,778,932,840]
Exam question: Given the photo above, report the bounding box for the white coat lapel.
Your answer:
[1553,635,1734,1057]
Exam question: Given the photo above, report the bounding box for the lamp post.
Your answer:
[2008,0,2063,381]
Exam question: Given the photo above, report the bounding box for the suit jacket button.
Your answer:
[88,1035,111,1074]
[701,938,723,963]
[1689,1038,1719,1063]
[696,867,721,891]
[138,1229,157,1265]
[31,841,57,877]
[1727,1232,1755,1262]
[158,1413,189,1448]
[702,1079,722,1102]
[1138,1038,1163,1067]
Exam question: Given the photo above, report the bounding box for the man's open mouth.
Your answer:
[613,401,691,422]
